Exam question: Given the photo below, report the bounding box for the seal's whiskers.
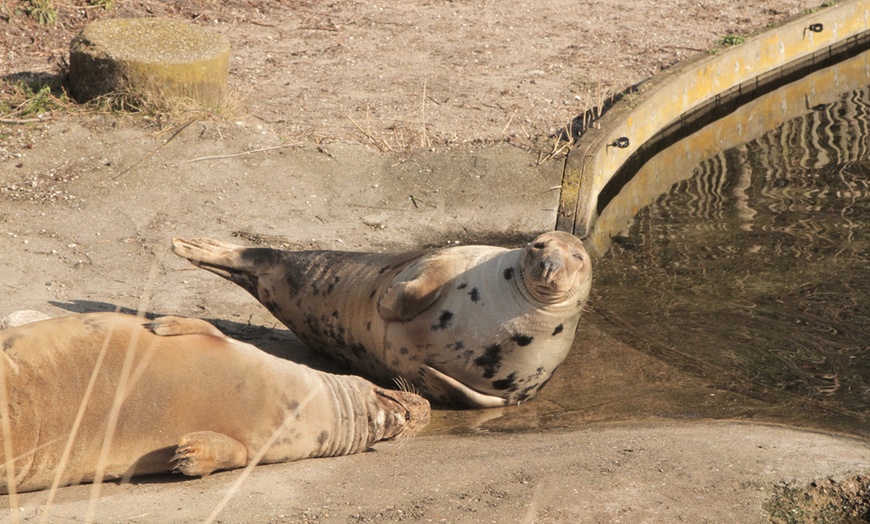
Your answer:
[393,376,420,396]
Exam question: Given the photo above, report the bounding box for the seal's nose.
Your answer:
[540,256,563,282]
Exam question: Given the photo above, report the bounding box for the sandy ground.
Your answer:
[3,0,869,522]
[12,423,870,523]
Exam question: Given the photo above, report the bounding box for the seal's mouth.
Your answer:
[519,260,578,304]
[527,279,576,302]
[538,255,563,283]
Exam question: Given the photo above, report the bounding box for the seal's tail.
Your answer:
[171,237,274,297]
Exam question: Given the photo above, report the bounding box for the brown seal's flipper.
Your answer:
[172,237,279,297]
[419,365,508,408]
[146,316,227,338]
[172,431,249,476]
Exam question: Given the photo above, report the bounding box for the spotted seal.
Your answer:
[0,312,429,494]
[172,231,592,408]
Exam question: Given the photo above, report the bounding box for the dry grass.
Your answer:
[0,73,71,122]
[1,59,245,136]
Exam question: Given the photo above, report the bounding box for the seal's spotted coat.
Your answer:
[173,231,592,408]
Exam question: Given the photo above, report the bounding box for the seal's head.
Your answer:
[372,388,431,442]
[519,231,592,306]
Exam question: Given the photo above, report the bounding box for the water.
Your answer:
[592,82,870,436]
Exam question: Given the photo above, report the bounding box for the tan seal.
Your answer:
[172,231,592,408]
[0,312,429,494]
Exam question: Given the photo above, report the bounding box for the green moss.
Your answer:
[719,34,746,46]
[765,476,870,524]
[24,0,57,25]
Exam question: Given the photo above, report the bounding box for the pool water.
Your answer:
[592,83,870,436]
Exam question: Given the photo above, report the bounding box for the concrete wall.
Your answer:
[585,48,870,256]
[558,0,870,238]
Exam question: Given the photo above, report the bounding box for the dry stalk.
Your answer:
[347,115,395,153]
[172,144,297,166]
[597,80,602,117]
[37,311,118,524]
[537,119,576,165]
[0,359,20,524]
[501,109,518,137]
[584,90,591,132]
[421,79,431,148]
[84,262,159,523]
[203,387,322,524]
[0,116,51,124]
[111,118,197,180]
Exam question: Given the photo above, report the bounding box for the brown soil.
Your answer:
[4,0,808,148]
[766,475,870,524]
[4,1,870,523]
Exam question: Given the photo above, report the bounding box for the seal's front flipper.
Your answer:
[377,257,456,321]
[145,316,226,339]
[172,431,248,476]
[419,365,508,409]
[377,279,443,321]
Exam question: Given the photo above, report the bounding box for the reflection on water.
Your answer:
[593,83,870,436]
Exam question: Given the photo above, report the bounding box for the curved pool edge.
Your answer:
[557,0,870,238]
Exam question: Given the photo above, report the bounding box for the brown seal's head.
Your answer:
[518,231,592,306]
[372,388,431,442]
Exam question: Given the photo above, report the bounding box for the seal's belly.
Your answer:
[385,288,582,402]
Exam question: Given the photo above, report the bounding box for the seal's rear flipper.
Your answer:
[172,431,248,476]
[172,237,243,268]
[171,237,274,297]
[419,365,508,409]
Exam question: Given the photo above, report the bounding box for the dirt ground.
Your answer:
[3,0,870,522]
[3,0,813,148]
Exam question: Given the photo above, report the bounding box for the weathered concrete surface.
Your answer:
[0,120,562,322]
[69,18,230,106]
[9,422,870,523]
